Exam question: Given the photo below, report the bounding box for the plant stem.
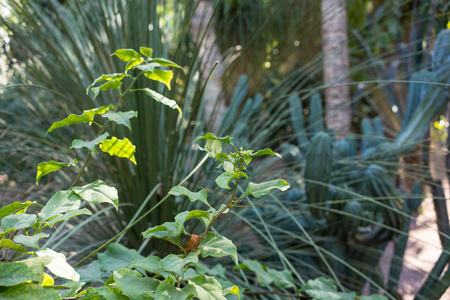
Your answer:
[244,290,311,299]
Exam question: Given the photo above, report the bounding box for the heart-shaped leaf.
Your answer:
[36,159,78,184]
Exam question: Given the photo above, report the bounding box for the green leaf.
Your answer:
[102,111,138,131]
[0,283,60,299]
[200,235,238,264]
[142,221,184,248]
[113,271,159,299]
[1,214,36,231]
[91,79,123,99]
[0,239,27,252]
[71,132,109,154]
[140,47,153,57]
[249,148,282,158]
[239,179,290,199]
[144,69,173,90]
[135,62,160,73]
[45,208,92,228]
[235,260,272,287]
[267,268,295,289]
[161,252,198,277]
[127,256,165,275]
[151,57,184,71]
[71,180,119,210]
[47,105,113,134]
[13,233,50,249]
[222,285,240,299]
[0,201,41,219]
[215,172,248,189]
[38,190,81,223]
[98,243,144,272]
[112,49,142,61]
[193,133,236,149]
[196,263,227,279]
[132,88,182,118]
[36,159,78,184]
[359,295,389,300]
[125,57,145,72]
[35,248,80,281]
[155,280,196,300]
[169,186,210,207]
[83,286,129,300]
[77,261,108,284]
[187,274,227,300]
[99,137,137,165]
[174,210,211,229]
[0,262,39,286]
[300,277,340,300]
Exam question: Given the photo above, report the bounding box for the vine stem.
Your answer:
[73,152,210,267]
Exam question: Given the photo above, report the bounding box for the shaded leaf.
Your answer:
[169,186,210,207]
[72,180,119,210]
[132,88,182,117]
[267,268,295,289]
[235,260,273,287]
[135,62,160,73]
[127,256,163,275]
[0,262,39,286]
[14,233,50,249]
[144,69,173,90]
[194,133,236,149]
[98,243,144,272]
[113,271,159,299]
[215,172,248,189]
[1,214,36,231]
[38,190,80,223]
[102,111,138,131]
[47,105,113,134]
[36,159,78,184]
[142,221,183,248]
[0,283,60,299]
[83,286,129,300]
[249,148,281,159]
[187,274,227,300]
[162,252,198,277]
[200,235,238,264]
[0,201,41,219]
[155,280,195,300]
[77,260,108,284]
[99,137,136,165]
[0,239,27,252]
[70,132,109,154]
[239,179,290,199]
[45,208,92,228]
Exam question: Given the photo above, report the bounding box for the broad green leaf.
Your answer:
[140,47,153,57]
[36,248,80,281]
[222,285,240,299]
[113,271,159,299]
[135,62,160,73]
[144,69,173,90]
[155,280,195,300]
[249,148,282,158]
[38,190,81,223]
[169,186,210,207]
[102,111,138,131]
[142,221,183,248]
[200,235,238,264]
[127,256,164,275]
[99,137,136,164]
[0,283,60,299]
[0,239,27,252]
[98,243,144,272]
[36,159,78,184]
[105,268,141,286]
[187,274,227,300]
[196,263,227,279]
[87,73,126,92]
[112,49,142,61]
[215,172,248,189]
[14,233,50,249]
[1,214,36,231]
[47,105,113,133]
[71,180,119,210]
[359,295,389,300]
[235,260,272,287]
[42,273,54,286]
[151,57,184,71]
[71,132,109,154]
[194,133,236,149]
[45,208,92,228]
[174,210,211,229]
[17,256,50,283]
[132,88,182,117]
[91,80,123,99]
[83,286,129,300]
[267,268,295,289]
[300,277,340,300]
[239,179,290,199]
[77,261,107,284]
[0,201,41,219]
[161,252,198,277]
[0,262,39,286]
[125,57,145,71]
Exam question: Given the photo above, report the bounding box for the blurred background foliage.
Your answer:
[1,0,449,299]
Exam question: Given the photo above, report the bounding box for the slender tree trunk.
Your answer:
[190,0,226,132]
[321,0,351,137]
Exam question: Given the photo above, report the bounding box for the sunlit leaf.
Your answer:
[36,248,80,281]
[140,47,153,57]
[86,74,126,95]
[215,171,248,189]
[99,137,136,164]
[0,283,60,299]
[200,235,238,264]
[125,57,145,72]
[151,57,184,71]
[187,274,227,300]
[13,233,50,249]
[36,159,78,184]
[222,285,240,299]
[38,190,80,223]
[0,262,40,286]
[144,69,173,90]
[132,88,182,118]
[47,105,113,133]
[0,201,42,219]
[1,214,36,231]
[194,133,236,149]
[102,111,138,131]
[45,208,92,228]
[112,49,142,62]
[239,179,290,199]
[72,180,119,210]
[70,132,109,154]
[42,273,54,286]
[0,239,27,252]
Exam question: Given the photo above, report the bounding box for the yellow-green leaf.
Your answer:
[144,69,173,90]
[112,49,142,62]
[36,159,78,184]
[131,88,182,118]
[140,47,153,57]
[99,137,136,164]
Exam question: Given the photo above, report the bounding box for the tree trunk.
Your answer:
[190,0,226,132]
[321,0,351,138]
